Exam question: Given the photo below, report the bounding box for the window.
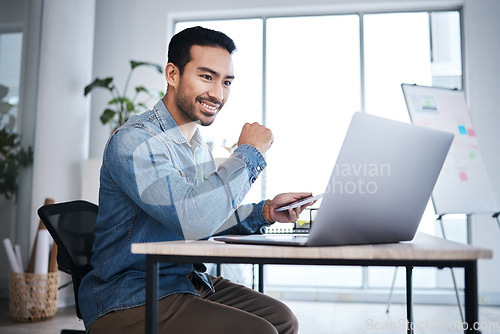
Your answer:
[0,32,23,130]
[176,20,264,203]
[175,9,463,296]
[265,15,360,198]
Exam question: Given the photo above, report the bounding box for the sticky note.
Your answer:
[459,172,468,181]
[421,97,437,111]
[458,125,467,135]
[468,128,477,137]
[469,150,478,159]
[296,220,309,227]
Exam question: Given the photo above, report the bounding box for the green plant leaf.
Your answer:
[0,127,33,200]
[0,101,13,114]
[135,86,150,95]
[0,126,18,150]
[0,84,33,200]
[18,146,33,167]
[0,85,8,100]
[100,108,116,124]
[84,77,114,96]
[125,99,135,111]
[108,97,126,107]
[85,59,164,128]
[130,60,163,74]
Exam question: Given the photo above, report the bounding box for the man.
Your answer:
[79,26,313,334]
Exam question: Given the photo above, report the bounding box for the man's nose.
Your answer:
[208,82,224,101]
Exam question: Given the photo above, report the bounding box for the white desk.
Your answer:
[132,232,492,334]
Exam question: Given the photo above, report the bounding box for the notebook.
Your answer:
[215,112,454,247]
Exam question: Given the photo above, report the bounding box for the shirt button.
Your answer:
[256,166,262,172]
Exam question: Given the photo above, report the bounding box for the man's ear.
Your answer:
[165,63,179,87]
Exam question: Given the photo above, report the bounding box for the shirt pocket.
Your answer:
[173,164,196,185]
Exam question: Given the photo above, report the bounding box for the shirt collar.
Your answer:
[153,99,203,147]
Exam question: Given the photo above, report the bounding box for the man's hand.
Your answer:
[268,192,316,223]
[237,122,274,154]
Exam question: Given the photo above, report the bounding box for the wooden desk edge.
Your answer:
[131,232,493,261]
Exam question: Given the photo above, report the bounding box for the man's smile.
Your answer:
[197,98,222,115]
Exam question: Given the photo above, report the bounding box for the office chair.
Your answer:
[37,200,98,334]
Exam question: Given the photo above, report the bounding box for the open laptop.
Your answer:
[215,112,454,247]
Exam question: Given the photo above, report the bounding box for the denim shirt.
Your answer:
[78,99,272,330]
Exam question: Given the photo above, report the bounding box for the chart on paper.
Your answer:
[402,84,498,214]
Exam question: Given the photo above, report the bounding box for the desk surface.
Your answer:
[131,232,492,262]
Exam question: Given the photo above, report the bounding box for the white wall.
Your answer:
[462,0,500,303]
[28,0,96,305]
[30,0,95,224]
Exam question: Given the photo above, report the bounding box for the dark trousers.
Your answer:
[89,274,299,334]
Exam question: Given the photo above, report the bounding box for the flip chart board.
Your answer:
[402,84,497,214]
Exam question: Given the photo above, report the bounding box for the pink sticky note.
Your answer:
[459,172,468,181]
[468,128,476,137]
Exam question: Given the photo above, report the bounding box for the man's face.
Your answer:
[174,45,234,126]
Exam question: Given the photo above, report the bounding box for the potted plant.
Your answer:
[84,60,164,130]
[0,84,33,200]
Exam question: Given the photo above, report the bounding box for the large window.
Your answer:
[265,15,361,198]
[175,9,463,296]
[176,20,264,203]
[0,32,23,129]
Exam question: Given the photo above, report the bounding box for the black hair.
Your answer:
[167,26,236,74]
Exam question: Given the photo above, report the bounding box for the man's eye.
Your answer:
[223,81,232,87]
[201,75,212,81]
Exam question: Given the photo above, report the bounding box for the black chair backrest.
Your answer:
[37,200,98,319]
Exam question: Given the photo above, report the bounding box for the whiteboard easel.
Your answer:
[397,84,499,322]
[401,84,498,215]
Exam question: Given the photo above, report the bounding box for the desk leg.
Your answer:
[258,264,264,293]
[406,266,414,334]
[146,256,159,334]
[464,261,479,333]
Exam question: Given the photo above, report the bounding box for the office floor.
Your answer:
[0,298,499,334]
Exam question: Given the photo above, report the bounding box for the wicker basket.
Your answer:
[9,272,60,322]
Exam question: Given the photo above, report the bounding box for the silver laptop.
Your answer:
[215,112,454,246]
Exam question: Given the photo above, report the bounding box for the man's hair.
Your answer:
[167,26,236,74]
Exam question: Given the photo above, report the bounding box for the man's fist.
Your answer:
[237,122,274,154]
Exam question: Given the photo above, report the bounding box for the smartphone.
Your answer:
[274,193,324,212]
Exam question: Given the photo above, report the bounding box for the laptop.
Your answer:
[215,112,454,247]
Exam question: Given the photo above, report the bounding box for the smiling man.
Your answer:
[78,26,313,334]
[168,45,233,127]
